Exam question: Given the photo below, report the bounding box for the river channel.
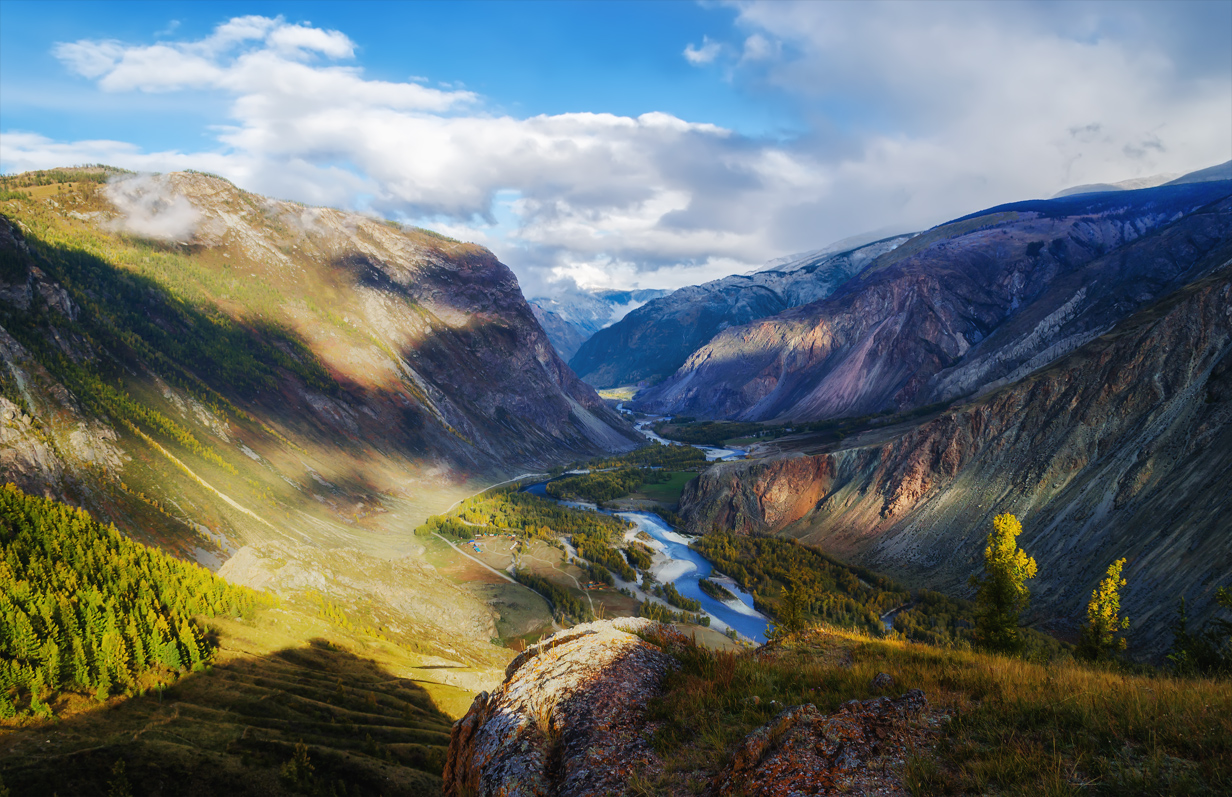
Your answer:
[524,409,772,643]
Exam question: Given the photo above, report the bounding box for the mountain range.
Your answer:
[529,288,667,361]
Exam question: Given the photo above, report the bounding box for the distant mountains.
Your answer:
[529,288,667,361]
[636,177,1232,422]
[1053,159,1230,198]
[569,235,913,388]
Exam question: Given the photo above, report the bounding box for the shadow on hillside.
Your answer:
[0,639,454,797]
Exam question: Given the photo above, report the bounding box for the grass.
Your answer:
[644,625,1232,796]
[596,386,639,401]
[630,470,695,505]
[0,604,501,796]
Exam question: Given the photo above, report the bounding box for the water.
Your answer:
[617,404,747,462]
[524,438,771,642]
[619,511,769,642]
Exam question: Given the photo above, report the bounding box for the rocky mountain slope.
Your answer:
[530,288,667,361]
[637,179,1232,422]
[0,167,637,664]
[569,235,913,388]
[679,251,1232,652]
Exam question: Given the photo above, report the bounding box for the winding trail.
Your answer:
[443,472,549,515]
[521,548,595,614]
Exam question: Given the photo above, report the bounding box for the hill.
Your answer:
[678,250,1232,653]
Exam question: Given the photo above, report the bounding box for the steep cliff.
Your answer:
[680,262,1232,652]
[639,180,1232,422]
[570,235,912,388]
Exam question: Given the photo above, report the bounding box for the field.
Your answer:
[644,625,1232,796]
[596,386,640,401]
[629,470,696,506]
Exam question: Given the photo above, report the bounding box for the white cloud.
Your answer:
[103,174,201,242]
[741,33,776,62]
[683,36,723,65]
[7,5,1230,298]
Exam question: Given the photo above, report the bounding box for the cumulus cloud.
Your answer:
[684,36,723,65]
[103,174,201,242]
[4,5,1229,296]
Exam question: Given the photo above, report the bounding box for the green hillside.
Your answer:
[0,483,266,717]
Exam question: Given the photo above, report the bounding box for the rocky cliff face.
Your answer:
[570,236,912,388]
[680,263,1232,652]
[638,181,1232,422]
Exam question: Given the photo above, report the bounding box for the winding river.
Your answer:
[525,407,772,643]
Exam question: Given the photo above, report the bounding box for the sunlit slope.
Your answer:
[0,479,507,797]
[0,168,636,571]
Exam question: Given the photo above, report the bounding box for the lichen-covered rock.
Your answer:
[442,618,679,797]
[715,690,928,796]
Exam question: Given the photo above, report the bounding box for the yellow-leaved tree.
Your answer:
[970,513,1038,654]
[1077,558,1130,661]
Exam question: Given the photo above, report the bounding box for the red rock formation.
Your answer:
[681,268,1232,652]
[715,691,928,796]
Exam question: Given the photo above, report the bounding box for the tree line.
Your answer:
[0,484,268,718]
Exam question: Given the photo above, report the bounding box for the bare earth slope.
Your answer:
[638,182,1232,422]
[680,257,1232,653]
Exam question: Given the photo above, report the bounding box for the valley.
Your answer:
[1,161,1230,797]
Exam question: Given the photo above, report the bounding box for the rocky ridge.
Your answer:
[570,235,913,388]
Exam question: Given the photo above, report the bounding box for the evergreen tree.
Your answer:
[1077,558,1130,661]
[0,483,267,715]
[970,513,1038,654]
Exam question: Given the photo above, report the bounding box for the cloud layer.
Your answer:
[2,5,1228,296]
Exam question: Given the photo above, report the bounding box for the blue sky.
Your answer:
[2,1,1230,295]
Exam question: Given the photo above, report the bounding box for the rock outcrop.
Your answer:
[443,618,678,796]
[715,691,928,797]
[443,620,933,797]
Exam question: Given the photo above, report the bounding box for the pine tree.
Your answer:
[1077,558,1130,660]
[970,513,1037,654]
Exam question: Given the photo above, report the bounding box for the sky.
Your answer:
[1,0,1230,297]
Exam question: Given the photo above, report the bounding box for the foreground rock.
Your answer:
[443,620,933,797]
[717,691,928,796]
[443,618,678,796]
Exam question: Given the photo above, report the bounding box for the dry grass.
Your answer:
[647,625,1232,795]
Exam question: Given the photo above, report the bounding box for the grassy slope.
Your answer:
[0,603,502,796]
[630,470,695,505]
[647,626,1232,796]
